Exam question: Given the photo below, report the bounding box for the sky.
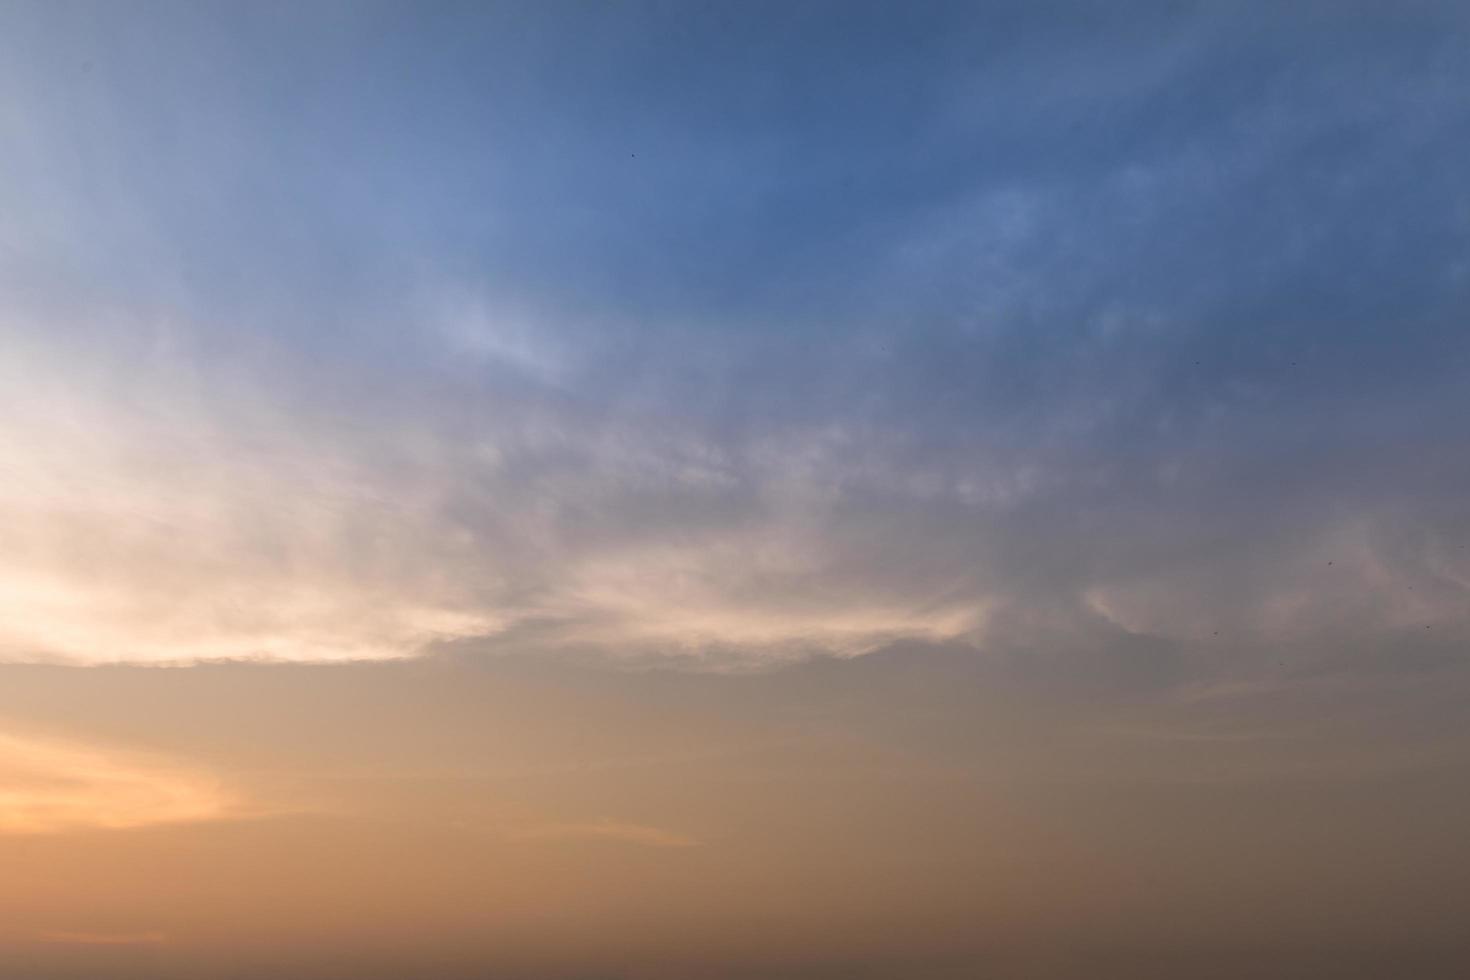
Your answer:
[1,1,1469,976]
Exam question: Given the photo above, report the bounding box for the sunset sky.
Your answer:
[2,2,1469,977]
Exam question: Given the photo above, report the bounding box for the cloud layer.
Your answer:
[0,1,1466,678]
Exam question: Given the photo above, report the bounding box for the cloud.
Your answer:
[505,820,700,849]
[0,730,230,833]
[0,332,509,665]
[0,1,1466,680]
[35,929,169,947]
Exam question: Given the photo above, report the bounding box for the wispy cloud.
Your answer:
[0,0,1464,684]
[35,929,169,947]
[0,730,230,833]
[505,820,700,849]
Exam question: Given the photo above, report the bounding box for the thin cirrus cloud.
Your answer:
[0,1,1465,677]
[35,930,170,947]
[0,730,229,834]
[505,820,700,850]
